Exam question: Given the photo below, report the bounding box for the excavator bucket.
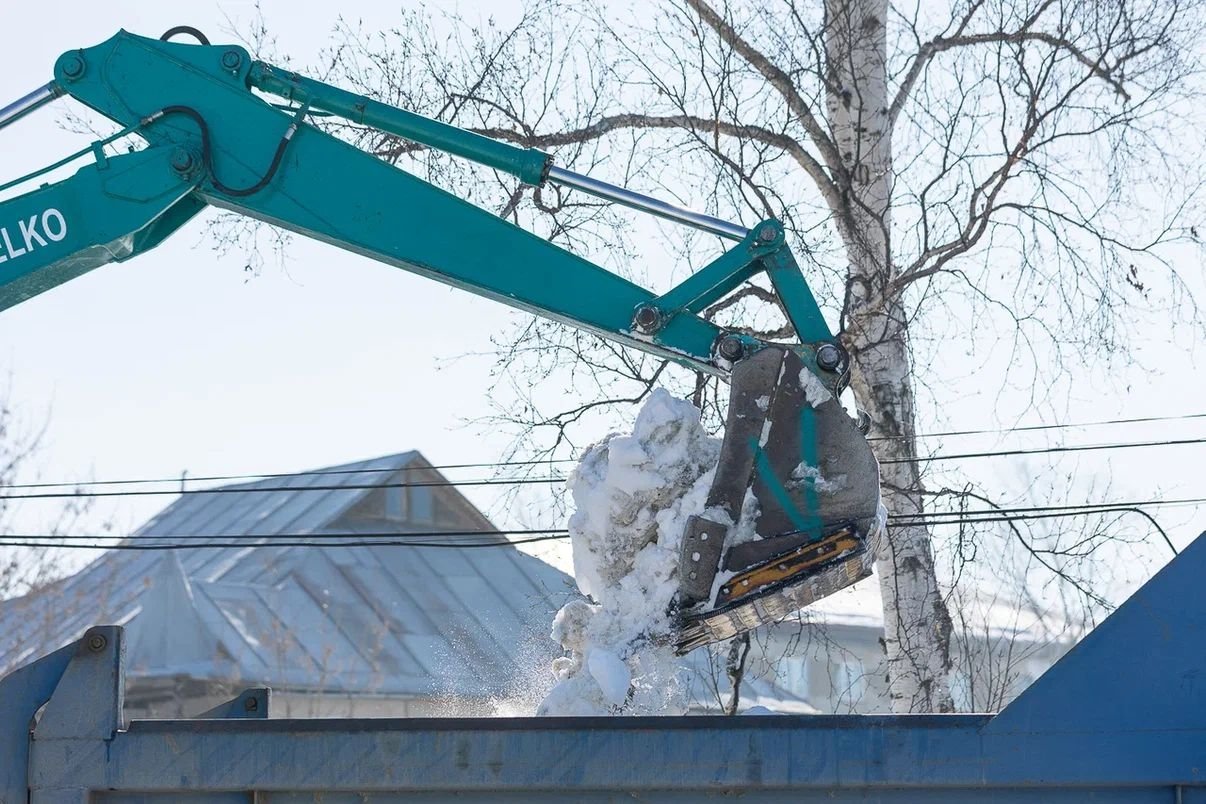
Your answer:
[675,346,884,653]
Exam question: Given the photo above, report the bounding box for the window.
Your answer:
[384,487,407,521]
[410,487,433,524]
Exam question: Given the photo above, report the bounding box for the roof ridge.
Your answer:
[135,451,430,540]
[192,449,422,493]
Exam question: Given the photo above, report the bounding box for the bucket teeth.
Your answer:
[674,344,883,652]
[676,528,875,655]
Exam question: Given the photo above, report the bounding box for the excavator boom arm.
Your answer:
[0,31,835,377]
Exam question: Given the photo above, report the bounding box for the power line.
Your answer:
[3,499,1195,551]
[0,475,566,501]
[3,436,1204,502]
[880,436,1206,465]
[0,527,569,542]
[0,533,571,551]
[891,505,1181,556]
[866,411,1206,442]
[887,496,1206,518]
[0,458,577,491]
[3,411,1202,493]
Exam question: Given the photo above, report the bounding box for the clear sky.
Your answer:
[1,0,1203,599]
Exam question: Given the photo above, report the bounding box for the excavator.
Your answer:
[0,28,883,654]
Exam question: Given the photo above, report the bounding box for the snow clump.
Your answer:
[537,389,721,716]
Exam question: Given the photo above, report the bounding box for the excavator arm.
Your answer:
[0,30,883,652]
[0,32,823,369]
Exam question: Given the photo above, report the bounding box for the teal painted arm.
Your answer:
[0,31,839,377]
[0,145,202,311]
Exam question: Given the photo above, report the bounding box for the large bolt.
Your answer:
[169,148,195,175]
[87,633,108,653]
[757,224,778,243]
[632,304,663,335]
[244,696,259,712]
[221,50,243,71]
[816,343,842,372]
[62,55,86,81]
[717,335,745,362]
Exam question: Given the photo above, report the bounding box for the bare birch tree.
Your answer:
[246,0,1205,712]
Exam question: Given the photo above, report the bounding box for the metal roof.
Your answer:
[0,451,575,699]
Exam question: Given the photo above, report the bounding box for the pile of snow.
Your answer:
[537,389,721,716]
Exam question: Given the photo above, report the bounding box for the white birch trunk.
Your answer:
[824,0,955,713]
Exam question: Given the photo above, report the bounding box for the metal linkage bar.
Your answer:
[250,60,749,241]
[546,165,750,241]
[249,60,749,242]
[0,83,61,131]
[247,63,551,186]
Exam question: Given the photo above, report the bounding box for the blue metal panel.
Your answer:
[988,530,1206,735]
[96,793,1190,804]
[3,532,1204,802]
[20,713,1206,794]
[0,638,77,804]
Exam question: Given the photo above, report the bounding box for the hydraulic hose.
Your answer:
[145,105,297,198]
[159,26,211,46]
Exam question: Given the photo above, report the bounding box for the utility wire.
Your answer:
[0,461,573,491]
[3,500,1195,551]
[867,411,1206,442]
[3,411,1202,493]
[879,436,1206,465]
[0,459,575,492]
[0,527,569,542]
[0,533,571,550]
[3,436,1204,502]
[0,476,566,501]
[888,496,1206,516]
[890,504,1184,555]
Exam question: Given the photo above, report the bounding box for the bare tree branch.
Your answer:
[891,7,1136,125]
